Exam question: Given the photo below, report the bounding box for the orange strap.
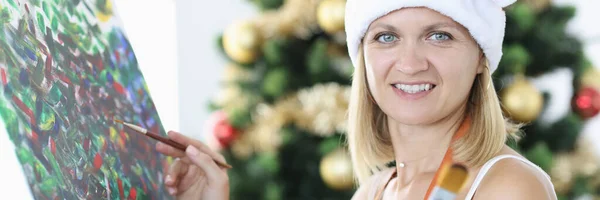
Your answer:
[422,116,471,200]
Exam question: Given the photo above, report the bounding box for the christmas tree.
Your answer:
[204,0,600,199]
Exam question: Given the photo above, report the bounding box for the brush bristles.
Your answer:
[114,119,124,124]
[439,164,469,193]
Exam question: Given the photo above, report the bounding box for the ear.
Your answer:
[476,53,486,74]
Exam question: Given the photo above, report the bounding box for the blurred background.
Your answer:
[2,0,600,199]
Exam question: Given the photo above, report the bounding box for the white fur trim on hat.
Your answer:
[344,0,516,74]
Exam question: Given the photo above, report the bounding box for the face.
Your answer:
[363,7,485,125]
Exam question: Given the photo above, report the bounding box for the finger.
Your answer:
[166,185,177,196]
[156,141,186,158]
[166,159,187,186]
[185,145,227,185]
[178,165,203,190]
[168,131,228,165]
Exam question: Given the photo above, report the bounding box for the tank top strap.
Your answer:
[372,168,397,200]
[464,154,552,200]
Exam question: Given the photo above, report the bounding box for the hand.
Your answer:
[156,131,230,200]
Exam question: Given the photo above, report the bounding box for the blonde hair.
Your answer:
[346,45,522,185]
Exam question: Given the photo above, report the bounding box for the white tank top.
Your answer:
[464,154,555,199]
[372,154,555,200]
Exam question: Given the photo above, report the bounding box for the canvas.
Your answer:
[0,0,172,199]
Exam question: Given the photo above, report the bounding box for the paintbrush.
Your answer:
[114,119,232,169]
[427,163,469,200]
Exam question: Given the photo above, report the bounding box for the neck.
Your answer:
[388,104,468,182]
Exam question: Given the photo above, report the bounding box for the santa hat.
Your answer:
[344,0,517,74]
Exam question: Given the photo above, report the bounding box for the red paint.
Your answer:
[114,50,120,66]
[83,137,90,152]
[49,136,56,155]
[45,56,53,82]
[150,156,156,169]
[58,73,71,85]
[12,95,36,125]
[69,169,75,179]
[1,67,7,85]
[29,130,39,143]
[113,82,125,95]
[140,177,147,193]
[38,43,49,56]
[118,178,124,199]
[120,129,127,141]
[128,187,137,200]
[90,54,104,71]
[93,153,102,170]
[102,138,108,152]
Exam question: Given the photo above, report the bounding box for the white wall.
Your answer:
[117,0,179,132]
[176,0,257,138]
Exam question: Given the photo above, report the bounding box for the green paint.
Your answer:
[33,58,44,85]
[17,147,36,164]
[0,98,19,142]
[38,107,55,131]
[7,0,19,9]
[39,177,59,196]
[50,16,58,31]
[0,8,11,24]
[47,83,63,105]
[37,12,46,35]
[43,146,66,187]
[42,1,51,18]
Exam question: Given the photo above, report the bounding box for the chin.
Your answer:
[386,110,440,126]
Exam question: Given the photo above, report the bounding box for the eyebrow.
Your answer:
[367,22,464,34]
[423,22,463,33]
[368,23,398,33]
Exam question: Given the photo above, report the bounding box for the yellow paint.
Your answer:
[39,113,56,131]
[110,127,118,141]
[99,135,106,149]
[96,0,113,22]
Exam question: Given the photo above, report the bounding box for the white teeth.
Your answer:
[393,83,434,93]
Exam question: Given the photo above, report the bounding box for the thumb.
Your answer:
[185,146,228,186]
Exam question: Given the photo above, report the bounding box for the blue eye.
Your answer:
[376,34,397,43]
[429,32,451,41]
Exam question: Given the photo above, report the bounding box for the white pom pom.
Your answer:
[492,0,517,7]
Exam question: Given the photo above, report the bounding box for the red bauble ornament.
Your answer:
[573,87,600,119]
[207,111,238,148]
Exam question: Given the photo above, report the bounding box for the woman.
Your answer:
[156,0,558,199]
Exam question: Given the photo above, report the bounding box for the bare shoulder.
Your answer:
[472,146,557,200]
[352,167,395,200]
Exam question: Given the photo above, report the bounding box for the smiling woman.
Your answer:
[344,0,559,199]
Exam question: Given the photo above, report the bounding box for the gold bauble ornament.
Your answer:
[320,148,354,190]
[222,63,252,83]
[317,0,346,34]
[501,75,544,122]
[222,20,262,64]
[550,154,574,194]
[521,0,551,13]
[581,67,600,91]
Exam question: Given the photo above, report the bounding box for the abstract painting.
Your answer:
[0,0,172,199]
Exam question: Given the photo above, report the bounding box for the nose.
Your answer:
[394,43,428,75]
